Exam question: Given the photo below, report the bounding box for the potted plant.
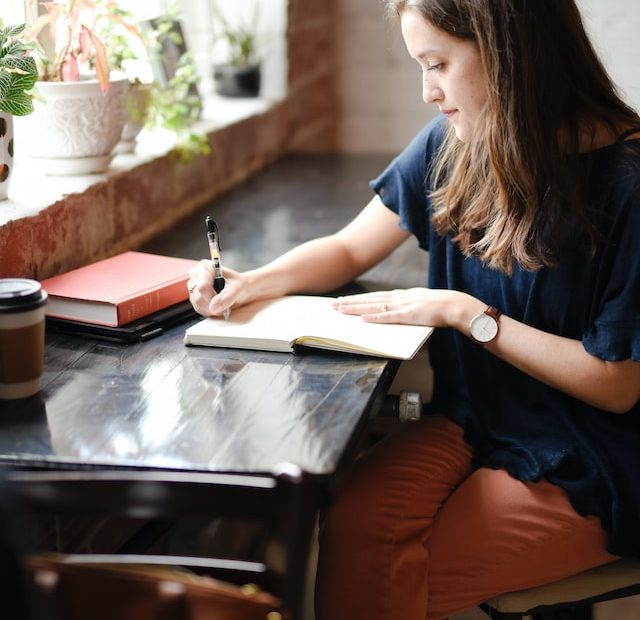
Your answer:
[93,1,151,154]
[97,7,208,163]
[143,50,209,164]
[13,0,132,175]
[0,20,38,200]
[142,14,209,163]
[210,0,262,98]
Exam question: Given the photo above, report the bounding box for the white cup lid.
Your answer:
[0,279,48,313]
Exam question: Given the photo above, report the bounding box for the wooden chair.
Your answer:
[479,558,640,619]
[1,467,319,620]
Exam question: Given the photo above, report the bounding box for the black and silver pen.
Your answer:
[205,215,229,320]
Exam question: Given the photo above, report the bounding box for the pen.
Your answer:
[205,215,230,320]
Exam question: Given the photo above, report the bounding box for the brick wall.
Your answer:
[0,0,339,280]
[286,0,338,151]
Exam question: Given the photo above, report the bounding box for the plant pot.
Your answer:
[14,75,129,176]
[213,64,261,98]
[0,113,14,200]
[115,82,153,155]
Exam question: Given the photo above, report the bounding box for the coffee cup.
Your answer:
[0,279,48,399]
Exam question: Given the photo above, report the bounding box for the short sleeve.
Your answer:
[583,178,640,362]
[369,116,447,250]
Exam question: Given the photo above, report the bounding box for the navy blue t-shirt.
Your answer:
[370,116,640,557]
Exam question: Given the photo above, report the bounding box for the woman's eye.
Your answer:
[427,63,443,72]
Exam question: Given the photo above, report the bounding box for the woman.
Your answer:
[188,1,640,617]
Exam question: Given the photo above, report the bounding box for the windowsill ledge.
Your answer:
[0,92,294,280]
[1,93,275,227]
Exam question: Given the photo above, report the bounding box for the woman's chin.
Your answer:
[450,122,472,143]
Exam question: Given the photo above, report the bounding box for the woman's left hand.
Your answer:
[332,287,463,328]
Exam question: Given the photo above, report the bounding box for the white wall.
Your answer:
[0,2,25,23]
[336,0,435,154]
[337,0,640,154]
[577,0,640,113]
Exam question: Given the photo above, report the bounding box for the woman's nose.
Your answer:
[422,74,443,104]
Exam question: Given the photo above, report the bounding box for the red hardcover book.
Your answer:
[41,252,198,327]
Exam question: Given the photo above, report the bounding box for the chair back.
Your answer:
[2,468,316,620]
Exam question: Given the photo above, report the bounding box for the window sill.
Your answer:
[0,91,296,280]
[1,94,274,227]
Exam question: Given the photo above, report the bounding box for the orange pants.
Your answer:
[315,414,617,620]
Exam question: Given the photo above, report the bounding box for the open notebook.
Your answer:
[183,295,433,360]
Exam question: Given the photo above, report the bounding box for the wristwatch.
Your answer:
[469,305,501,345]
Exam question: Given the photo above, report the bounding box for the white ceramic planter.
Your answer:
[14,75,128,176]
[115,82,152,154]
[0,112,13,200]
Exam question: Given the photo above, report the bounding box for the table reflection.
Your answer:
[1,324,392,475]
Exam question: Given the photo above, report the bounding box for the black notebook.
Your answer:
[46,300,198,344]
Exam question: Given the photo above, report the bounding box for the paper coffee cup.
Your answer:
[0,279,48,399]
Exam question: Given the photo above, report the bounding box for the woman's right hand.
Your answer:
[187,260,250,317]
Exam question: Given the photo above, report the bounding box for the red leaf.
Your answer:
[82,26,110,94]
[61,54,79,82]
[78,27,92,62]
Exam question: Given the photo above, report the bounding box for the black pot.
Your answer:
[213,64,261,98]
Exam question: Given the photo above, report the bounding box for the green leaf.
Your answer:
[0,26,28,61]
[0,91,34,116]
[1,41,22,56]
[12,56,38,82]
[0,72,10,99]
[1,55,35,72]
[1,24,26,42]
[8,71,37,93]
[0,22,38,116]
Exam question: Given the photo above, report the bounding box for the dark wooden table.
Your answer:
[0,154,428,618]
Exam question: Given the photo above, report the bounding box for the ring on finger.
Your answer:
[188,282,197,294]
[380,303,388,313]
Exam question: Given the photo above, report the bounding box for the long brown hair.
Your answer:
[386,0,639,273]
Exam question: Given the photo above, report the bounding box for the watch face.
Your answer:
[470,313,499,343]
